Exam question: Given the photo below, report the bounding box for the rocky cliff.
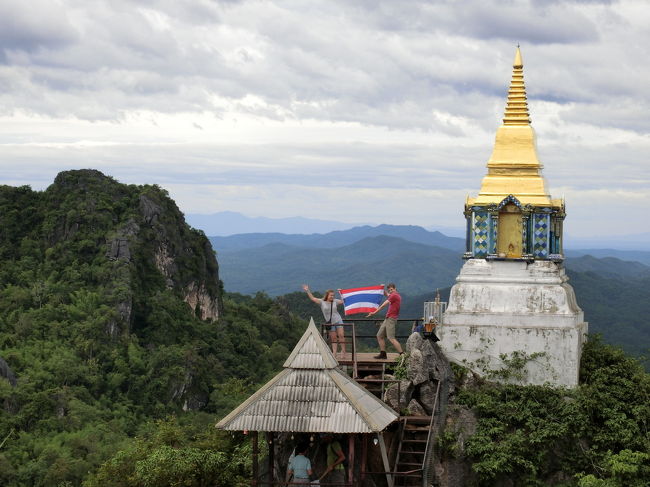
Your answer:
[0,169,223,410]
[12,170,222,334]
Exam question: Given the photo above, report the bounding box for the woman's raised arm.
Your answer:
[302,284,321,304]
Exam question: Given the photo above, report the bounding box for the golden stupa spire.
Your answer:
[503,47,531,126]
[469,46,555,207]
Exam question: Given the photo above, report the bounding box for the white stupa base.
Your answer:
[440,259,588,387]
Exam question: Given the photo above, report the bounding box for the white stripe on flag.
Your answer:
[345,301,382,311]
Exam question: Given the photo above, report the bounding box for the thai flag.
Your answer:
[339,285,384,315]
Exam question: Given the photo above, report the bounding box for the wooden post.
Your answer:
[377,433,393,487]
[360,434,367,481]
[347,434,355,486]
[251,431,259,487]
[267,432,274,485]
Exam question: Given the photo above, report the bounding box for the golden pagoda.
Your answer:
[441,47,586,388]
[464,47,564,260]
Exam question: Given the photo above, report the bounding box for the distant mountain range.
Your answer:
[215,235,461,296]
[190,211,650,250]
[209,224,650,361]
[210,224,465,252]
[565,248,650,266]
[209,223,650,265]
[211,226,650,296]
[186,211,366,236]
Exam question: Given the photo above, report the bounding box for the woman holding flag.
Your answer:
[302,284,346,356]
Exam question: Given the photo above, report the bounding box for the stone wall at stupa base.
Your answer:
[439,259,588,388]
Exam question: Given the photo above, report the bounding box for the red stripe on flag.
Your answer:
[345,306,382,316]
[340,285,384,294]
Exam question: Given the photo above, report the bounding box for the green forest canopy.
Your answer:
[0,171,648,486]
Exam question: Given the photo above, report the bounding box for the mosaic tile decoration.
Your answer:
[533,213,550,258]
[473,211,489,257]
[490,214,497,254]
[522,216,529,254]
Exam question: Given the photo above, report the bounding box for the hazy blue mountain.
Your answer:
[565,270,650,360]
[186,211,365,236]
[210,224,465,252]
[213,224,650,360]
[565,248,650,266]
[565,232,650,251]
[216,229,650,297]
[217,235,463,296]
[564,255,650,279]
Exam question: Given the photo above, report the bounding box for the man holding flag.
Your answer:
[367,283,404,359]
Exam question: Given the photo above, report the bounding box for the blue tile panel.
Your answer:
[533,213,550,259]
[490,213,497,254]
[522,217,528,255]
[473,211,489,257]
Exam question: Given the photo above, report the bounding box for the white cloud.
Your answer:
[0,0,648,239]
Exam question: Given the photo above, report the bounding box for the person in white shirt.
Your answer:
[303,284,346,356]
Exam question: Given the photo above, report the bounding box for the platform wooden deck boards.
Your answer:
[335,352,401,365]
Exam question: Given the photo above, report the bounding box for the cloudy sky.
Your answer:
[1,0,649,241]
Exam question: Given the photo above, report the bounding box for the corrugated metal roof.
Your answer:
[283,318,338,369]
[216,318,398,433]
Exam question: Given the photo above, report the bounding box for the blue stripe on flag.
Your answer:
[343,293,383,306]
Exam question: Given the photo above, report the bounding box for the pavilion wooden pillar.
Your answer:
[266,432,275,485]
[347,434,355,486]
[377,433,393,487]
[251,431,259,487]
[360,435,367,482]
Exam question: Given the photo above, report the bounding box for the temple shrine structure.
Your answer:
[439,48,588,387]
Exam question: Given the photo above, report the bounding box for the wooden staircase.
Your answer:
[392,416,430,486]
[355,361,388,399]
[393,381,441,487]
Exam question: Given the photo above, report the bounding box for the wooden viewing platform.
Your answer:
[335,352,401,365]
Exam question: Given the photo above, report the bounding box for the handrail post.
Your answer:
[351,322,358,378]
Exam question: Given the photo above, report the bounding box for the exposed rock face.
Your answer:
[379,332,483,487]
[407,348,428,385]
[407,398,427,416]
[401,333,481,487]
[383,380,413,412]
[45,170,223,335]
[406,332,453,382]
[434,405,479,487]
[383,333,454,416]
[419,381,438,414]
[0,357,17,387]
[106,220,140,262]
[136,193,222,322]
[184,282,220,321]
[169,370,208,412]
[139,194,161,225]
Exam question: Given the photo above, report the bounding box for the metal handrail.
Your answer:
[366,469,423,475]
[320,319,424,342]
[260,482,350,486]
[422,381,442,485]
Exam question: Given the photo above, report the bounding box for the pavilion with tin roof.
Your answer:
[217,318,399,486]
